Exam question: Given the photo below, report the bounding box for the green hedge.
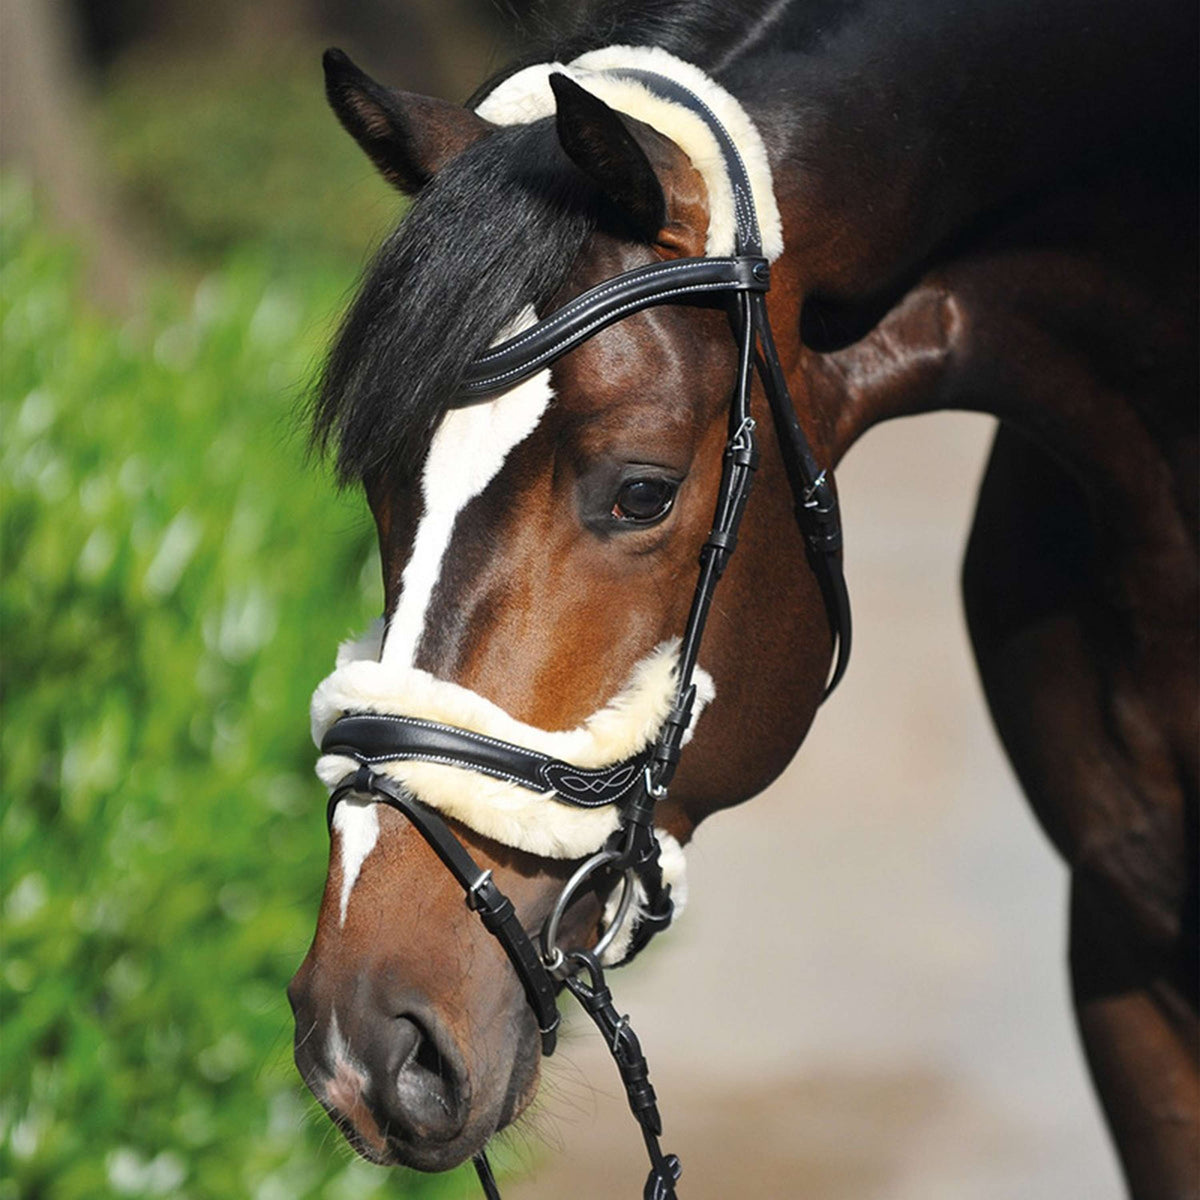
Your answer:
[99,47,400,272]
[0,180,476,1200]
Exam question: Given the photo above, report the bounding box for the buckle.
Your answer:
[466,869,494,912]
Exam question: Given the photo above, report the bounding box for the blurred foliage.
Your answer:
[0,177,477,1199]
[98,45,402,273]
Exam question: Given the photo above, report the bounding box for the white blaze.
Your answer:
[380,358,553,669]
[332,798,380,926]
[336,342,552,923]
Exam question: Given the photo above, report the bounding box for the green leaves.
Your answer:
[0,180,470,1199]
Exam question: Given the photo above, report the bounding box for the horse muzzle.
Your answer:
[288,962,512,1170]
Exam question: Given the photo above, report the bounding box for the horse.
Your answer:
[286,1,1198,1195]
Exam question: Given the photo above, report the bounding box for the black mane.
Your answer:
[312,120,601,484]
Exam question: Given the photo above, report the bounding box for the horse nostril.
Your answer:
[382,1013,467,1141]
[383,1013,422,1075]
[408,1015,450,1078]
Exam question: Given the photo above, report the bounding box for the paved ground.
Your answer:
[501,413,1124,1199]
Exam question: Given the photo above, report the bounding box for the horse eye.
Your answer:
[611,477,677,524]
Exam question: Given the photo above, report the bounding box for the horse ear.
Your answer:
[549,73,669,242]
[323,48,493,193]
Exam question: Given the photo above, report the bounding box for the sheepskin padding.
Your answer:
[311,630,714,860]
[475,44,784,262]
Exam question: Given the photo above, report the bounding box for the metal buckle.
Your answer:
[643,764,668,801]
[802,468,828,506]
[466,869,493,911]
[731,414,757,452]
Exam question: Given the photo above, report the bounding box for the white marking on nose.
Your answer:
[327,1008,351,1067]
[333,799,380,927]
[324,1009,380,1145]
[380,323,552,670]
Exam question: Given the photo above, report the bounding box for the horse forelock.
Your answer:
[310,119,600,486]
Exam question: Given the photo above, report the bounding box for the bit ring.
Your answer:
[541,848,637,976]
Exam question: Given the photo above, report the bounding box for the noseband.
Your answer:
[320,67,851,1200]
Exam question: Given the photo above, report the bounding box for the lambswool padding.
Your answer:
[475,44,784,262]
[312,623,713,861]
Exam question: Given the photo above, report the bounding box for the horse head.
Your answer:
[288,46,840,1174]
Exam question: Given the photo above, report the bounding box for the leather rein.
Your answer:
[319,68,851,1200]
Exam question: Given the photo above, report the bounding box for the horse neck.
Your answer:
[554,0,831,75]
[742,0,1192,306]
[747,0,1195,528]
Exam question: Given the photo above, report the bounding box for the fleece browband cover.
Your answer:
[475,44,784,262]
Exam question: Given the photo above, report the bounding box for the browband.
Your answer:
[460,256,769,400]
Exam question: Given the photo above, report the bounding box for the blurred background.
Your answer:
[0,2,1120,1198]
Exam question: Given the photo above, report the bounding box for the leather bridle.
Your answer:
[319,67,851,1200]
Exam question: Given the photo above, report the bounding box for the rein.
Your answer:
[319,67,851,1199]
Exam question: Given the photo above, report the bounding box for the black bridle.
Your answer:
[319,67,851,1200]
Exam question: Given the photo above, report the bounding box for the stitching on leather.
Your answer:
[615,68,762,249]
[338,712,557,762]
[325,748,625,809]
[335,749,540,792]
[469,280,743,389]
[473,259,728,364]
[336,711,655,769]
[538,764,645,807]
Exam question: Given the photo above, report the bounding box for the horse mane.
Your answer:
[311,120,601,485]
[508,0,863,79]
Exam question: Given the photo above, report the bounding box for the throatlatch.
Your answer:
[319,56,851,1200]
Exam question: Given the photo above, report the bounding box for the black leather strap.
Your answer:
[749,291,852,695]
[457,255,768,401]
[473,1153,500,1200]
[562,951,681,1200]
[327,765,561,1055]
[322,713,650,809]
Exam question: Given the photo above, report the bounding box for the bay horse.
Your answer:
[288,1,1198,1195]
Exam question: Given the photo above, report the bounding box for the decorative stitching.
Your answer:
[327,713,652,808]
[323,748,636,810]
[473,259,719,362]
[331,711,656,764]
[467,280,747,390]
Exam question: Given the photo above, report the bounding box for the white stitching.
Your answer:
[338,712,554,758]
[470,280,743,389]
[334,710,653,763]
[620,68,762,249]
[332,714,651,795]
[473,259,719,363]
[324,749,632,809]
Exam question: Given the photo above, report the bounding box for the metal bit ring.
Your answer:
[541,848,637,977]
